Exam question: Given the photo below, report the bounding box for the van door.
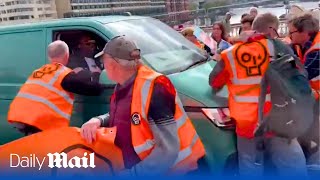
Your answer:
[0,28,47,144]
[46,26,115,128]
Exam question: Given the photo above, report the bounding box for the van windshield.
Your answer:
[104,18,208,75]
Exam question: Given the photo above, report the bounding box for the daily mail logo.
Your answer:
[9,152,96,170]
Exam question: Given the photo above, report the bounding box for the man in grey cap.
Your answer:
[80,35,205,176]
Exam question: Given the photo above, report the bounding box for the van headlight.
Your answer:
[201,108,235,129]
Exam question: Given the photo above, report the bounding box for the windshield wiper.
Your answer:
[180,55,210,72]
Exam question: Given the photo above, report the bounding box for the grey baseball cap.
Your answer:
[94,35,141,60]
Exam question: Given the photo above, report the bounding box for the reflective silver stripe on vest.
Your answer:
[234,94,271,103]
[311,75,320,82]
[234,95,259,103]
[173,133,199,166]
[226,46,237,81]
[267,39,275,61]
[49,66,68,85]
[25,80,73,104]
[134,139,155,154]
[266,94,271,102]
[140,74,161,120]
[16,92,70,120]
[232,77,262,85]
[176,112,188,129]
[175,95,188,128]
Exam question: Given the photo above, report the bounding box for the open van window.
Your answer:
[53,30,105,77]
[104,18,208,75]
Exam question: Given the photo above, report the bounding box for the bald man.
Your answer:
[7,40,106,136]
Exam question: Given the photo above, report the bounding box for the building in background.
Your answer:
[55,0,166,18]
[0,0,57,25]
[165,0,189,24]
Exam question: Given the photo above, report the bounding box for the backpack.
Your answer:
[255,39,315,140]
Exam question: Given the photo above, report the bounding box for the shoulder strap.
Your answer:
[256,39,275,136]
[274,39,306,72]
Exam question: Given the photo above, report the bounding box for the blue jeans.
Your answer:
[237,136,308,177]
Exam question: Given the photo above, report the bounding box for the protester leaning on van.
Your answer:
[288,13,320,168]
[80,35,205,176]
[7,41,106,136]
[209,13,308,177]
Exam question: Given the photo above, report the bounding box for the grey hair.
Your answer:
[47,40,69,59]
[116,58,141,70]
[252,13,279,33]
[288,13,319,35]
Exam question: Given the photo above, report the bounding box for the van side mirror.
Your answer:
[99,70,116,89]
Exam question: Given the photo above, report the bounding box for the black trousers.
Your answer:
[14,123,42,136]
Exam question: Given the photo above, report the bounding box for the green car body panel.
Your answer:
[0,16,236,175]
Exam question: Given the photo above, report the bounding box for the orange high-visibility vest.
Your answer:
[294,32,320,100]
[130,65,205,174]
[7,63,74,131]
[221,39,273,138]
[194,41,204,49]
[0,127,124,176]
[295,44,304,64]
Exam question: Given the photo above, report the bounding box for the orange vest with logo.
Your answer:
[295,32,320,100]
[129,65,205,174]
[8,63,74,131]
[0,127,124,176]
[221,39,273,138]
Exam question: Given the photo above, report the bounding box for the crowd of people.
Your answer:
[181,6,319,177]
[4,5,320,178]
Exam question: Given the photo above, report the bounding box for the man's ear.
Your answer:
[64,53,70,63]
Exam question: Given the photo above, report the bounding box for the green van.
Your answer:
[0,16,237,175]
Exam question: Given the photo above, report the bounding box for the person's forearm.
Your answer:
[66,83,105,96]
[61,72,106,96]
[209,61,228,91]
[129,121,180,176]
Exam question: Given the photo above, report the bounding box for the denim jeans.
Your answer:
[237,136,308,177]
